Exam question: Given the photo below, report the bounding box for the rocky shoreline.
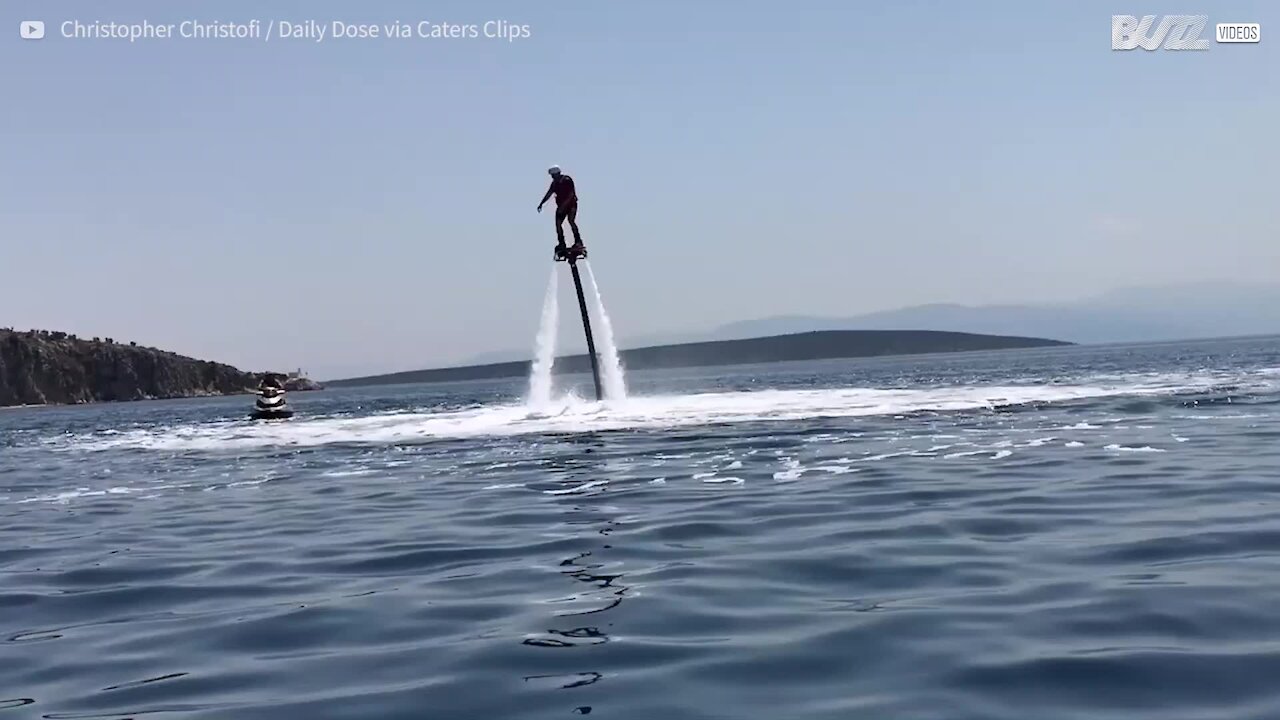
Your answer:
[0,329,321,407]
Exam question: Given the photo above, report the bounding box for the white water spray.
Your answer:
[583,263,627,401]
[527,267,560,406]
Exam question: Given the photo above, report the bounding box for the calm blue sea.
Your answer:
[3,336,1280,720]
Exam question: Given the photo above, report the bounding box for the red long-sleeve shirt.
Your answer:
[541,175,577,207]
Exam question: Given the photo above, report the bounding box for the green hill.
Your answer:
[328,330,1070,388]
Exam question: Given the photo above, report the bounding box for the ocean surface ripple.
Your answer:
[3,337,1280,719]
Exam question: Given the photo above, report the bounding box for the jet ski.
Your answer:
[250,382,293,420]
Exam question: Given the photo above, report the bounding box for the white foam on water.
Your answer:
[542,480,599,495]
[18,485,165,504]
[944,449,992,459]
[527,267,560,407]
[19,489,99,504]
[321,469,377,478]
[854,450,920,463]
[56,371,1240,453]
[772,458,805,481]
[1177,413,1272,420]
[1104,444,1167,453]
[702,476,744,485]
[815,464,860,475]
[582,263,627,402]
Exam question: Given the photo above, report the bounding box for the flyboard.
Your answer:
[554,244,604,401]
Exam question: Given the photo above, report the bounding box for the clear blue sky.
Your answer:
[3,1,1276,378]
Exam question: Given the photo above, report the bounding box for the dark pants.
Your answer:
[555,201,582,247]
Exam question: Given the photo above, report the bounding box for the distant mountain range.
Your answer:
[463,281,1280,365]
[705,282,1280,346]
[330,330,1068,387]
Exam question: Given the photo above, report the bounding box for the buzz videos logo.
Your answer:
[1112,15,1261,50]
[1112,15,1209,49]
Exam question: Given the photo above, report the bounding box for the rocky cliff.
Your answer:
[0,329,260,407]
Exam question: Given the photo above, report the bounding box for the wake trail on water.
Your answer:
[583,262,627,401]
[526,267,560,407]
[57,368,1279,453]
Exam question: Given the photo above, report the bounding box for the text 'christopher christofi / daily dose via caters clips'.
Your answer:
[51,18,532,43]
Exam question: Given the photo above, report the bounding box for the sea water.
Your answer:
[4,336,1280,719]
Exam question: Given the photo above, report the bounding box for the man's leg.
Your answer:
[567,202,583,247]
[554,206,568,248]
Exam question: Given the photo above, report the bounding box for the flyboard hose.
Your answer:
[567,258,604,401]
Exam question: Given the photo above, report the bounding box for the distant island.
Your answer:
[455,282,1279,361]
[636,282,1280,348]
[328,330,1070,388]
[0,329,321,407]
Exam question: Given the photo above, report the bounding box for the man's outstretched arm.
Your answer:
[537,183,555,211]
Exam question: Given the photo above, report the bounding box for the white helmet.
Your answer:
[547,165,561,176]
